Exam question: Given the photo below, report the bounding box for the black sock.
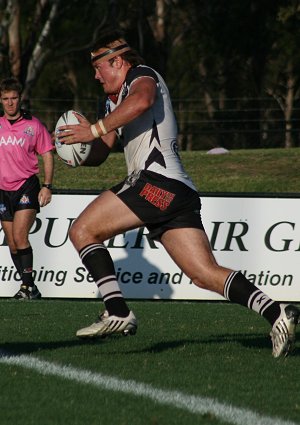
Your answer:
[224,271,281,325]
[79,243,130,317]
[17,246,34,288]
[10,251,22,277]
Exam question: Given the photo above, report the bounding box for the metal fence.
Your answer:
[27,97,300,150]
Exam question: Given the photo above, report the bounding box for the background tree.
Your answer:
[1,0,300,148]
[265,2,300,148]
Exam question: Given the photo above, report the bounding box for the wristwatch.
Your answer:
[42,183,53,190]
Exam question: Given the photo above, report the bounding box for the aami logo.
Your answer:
[0,136,25,146]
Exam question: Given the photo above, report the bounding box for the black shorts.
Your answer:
[110,170,204,240]
[0,174,40,222]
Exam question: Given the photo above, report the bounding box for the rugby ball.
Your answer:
[55,110,91,167]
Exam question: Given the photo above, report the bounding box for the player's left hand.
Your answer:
[38,188,52,207]
[57,112,94,144]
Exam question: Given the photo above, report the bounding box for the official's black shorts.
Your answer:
[110,170,204,240]
[0,174,40,222]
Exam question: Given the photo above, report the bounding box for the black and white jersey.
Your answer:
[106,65,197,191]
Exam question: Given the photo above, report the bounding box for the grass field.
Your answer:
[1,299,300,425]
[50,147,300,193]
[1,148,300,425]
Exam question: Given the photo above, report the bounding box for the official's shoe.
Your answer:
[270,304,300,358]
[76,310,137,338]
[14,284,42,300]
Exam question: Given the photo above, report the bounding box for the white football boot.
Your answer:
[76,310,137,338]
[270,304,300,358]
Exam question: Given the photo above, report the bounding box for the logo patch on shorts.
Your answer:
[125,171,141,187]
[139,183,175,211]
[0,203,6,214]
[19,194,30,205]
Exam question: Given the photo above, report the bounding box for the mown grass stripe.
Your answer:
[0,351,298,425]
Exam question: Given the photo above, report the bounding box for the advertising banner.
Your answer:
[0,194,299,301]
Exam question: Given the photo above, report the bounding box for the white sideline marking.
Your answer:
[0,351,298,425]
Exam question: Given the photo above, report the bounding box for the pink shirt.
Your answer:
[0,114,53,191]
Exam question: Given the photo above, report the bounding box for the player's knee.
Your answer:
[13,235,30,250]
[69,219,103,248]
[69,219,85,246]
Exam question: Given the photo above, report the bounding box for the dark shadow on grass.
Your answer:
[2,332,299,358]
[112,334,300,359]
[103,332,299,358]
[115,333,273,354]
[0,337,111,355]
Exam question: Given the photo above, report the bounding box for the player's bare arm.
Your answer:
[103,77,157,131]
[59,77,157,145]
[83,136,114,166]
[38,150,54,207]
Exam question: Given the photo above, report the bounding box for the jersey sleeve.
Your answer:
[125,66,159,86]
[34,118,54,155]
